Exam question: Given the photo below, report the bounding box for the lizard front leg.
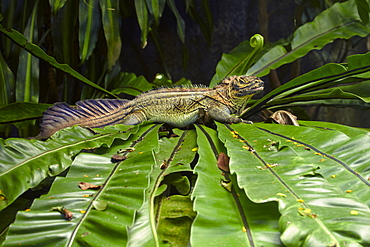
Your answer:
[207,104,252,124]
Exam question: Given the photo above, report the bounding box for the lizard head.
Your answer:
[216,75,264,97]
[227,75,264,96]
[215,75,264,113]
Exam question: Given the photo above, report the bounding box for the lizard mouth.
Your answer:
[235,85,264,97]
[250,85,263,90]
[253,86,264,91]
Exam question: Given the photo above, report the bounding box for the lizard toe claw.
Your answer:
[242,120,254,125]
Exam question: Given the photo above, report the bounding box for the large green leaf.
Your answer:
[0,197,29,244]
[0,102,50,125]
[145,0,166,25]
[264,80,370,110]
[0,124,141,211]
[127,129,197,246]
[299,120,370,138]
[216,122,370,246]
[135,0,150,48]
[3,124,161,246]
[210,34,264,87]
[186,0,213,46]
[0,101,49,135]
[356,0,370,24]
[15,0,39,103]
[0,52,15,106]
[210,0,370,84]
[1,120,370,245]
[167,0,185,44]
[191,125,282,246]
[156,195,196,246]
[49,0,68,15]
[245,52,370,117]
[0,25,118,99]
[109,72,155,96]
[100,0,122,70]
[1,1,20,59]
[79,0,101,63]
[50,0,78,67]
[248,0,370,77]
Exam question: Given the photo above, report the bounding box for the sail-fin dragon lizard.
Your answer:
[37,75,264,139]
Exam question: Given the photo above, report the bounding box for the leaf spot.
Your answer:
[350,210,359,215]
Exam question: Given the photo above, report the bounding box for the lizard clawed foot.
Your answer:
[241,120,254,125]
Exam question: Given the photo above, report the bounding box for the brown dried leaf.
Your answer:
[111,154,127,162]
[217,152,230,172]
[51,206,73,221]
[78,182,102,190]
[268,110,299,126]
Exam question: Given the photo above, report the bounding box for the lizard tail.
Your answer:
[37,99,130,139]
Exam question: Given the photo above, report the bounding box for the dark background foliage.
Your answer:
[143,0,369,126]
[1,1,370,246]
[2,0,370,134]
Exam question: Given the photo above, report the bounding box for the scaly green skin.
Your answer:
[121,75,264,127]
[38,75,264,138]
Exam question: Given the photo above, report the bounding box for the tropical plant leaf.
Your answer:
[186,0,213,45]
[191,125,282,246]
[210,0,370,85]
[100,0,122,70]
[167,0,185,44]
[2,120,370,245]
[135,0,150,48]
[0,102,50,124]
[245,52,370,117]
[0,124,141,211]
[248,0,370,77]
[0,101,49,135]
[0,1,21,60]
[49,0,68,15]
[79,0,101,63]
[145,0,166,25]
[216,122,370,246]
[264,80,370,110]
[127,128,196,246]
[0,52,15,106]
[2,1,370,243]
[130,178,192,246]
[109,72,155,96]
[2,124,161,246]
[50,0,78,67]
[0,197,29,243]
[151,73,192,87]
[0,25,118,99]
[15,0,39,103]
[356,0,370,24]
[210,34,264,87]
[156,194,196,246]
[299,120,370,138]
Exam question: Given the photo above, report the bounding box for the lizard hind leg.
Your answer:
[37,99,130,139]
[121,111,147,125]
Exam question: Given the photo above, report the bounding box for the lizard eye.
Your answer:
[232,76,264,96]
